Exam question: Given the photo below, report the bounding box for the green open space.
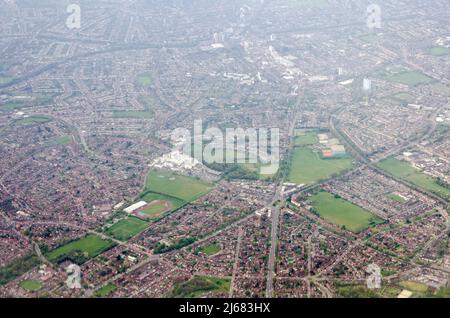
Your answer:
[14,116,51,125]
[294,131,318,146]
[112,111,153,119]
[383,71,434,86]
[0,254,40,286]
[386,193,407,203]
[427,47,450,56]
[377,158,450,201]
[288,148,353,185]
[0,75,12,85]
[0,101,26,112]
[360,33,382,43]
[19,279,43,292]
[45,135,72,147]
[199,243,221,256]
[310,191,384,233]
[169,275,231,298]
[95,283,117,297]
[391,92,415,103]
[136,74,152,87]
[139,192,185,217]
[144,170,214,202]
[105,217,148,241]
[46,234,115,265]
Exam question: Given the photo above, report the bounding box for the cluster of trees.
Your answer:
[154,236,197,254]
[0,254,40,286]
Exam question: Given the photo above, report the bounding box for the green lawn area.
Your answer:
[45,135,72,147]
[136,74,152,86]
[139,191,185,217]
[14,116,51,125]
[387,193,407,203]
[288,148,353,185]
[46,234,115,265]
[95,283,117,297]
[392,92,415,103]
[360,34,382,43]
[112,111,153,119]
[294,131,318,146]
[19,279,42,292]
[144,170,214,202]
[0,101,26,112]
[0,75,12,85]
[199,243,221,256]
[427,47,450,56]
[0,254,41,286]
[383,71,433,86]
[169,275,231,298]
[105,217,148,241]
[310,191,384,233]
[377,158,450,201]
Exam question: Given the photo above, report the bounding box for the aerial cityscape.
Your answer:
[0,0,449,300]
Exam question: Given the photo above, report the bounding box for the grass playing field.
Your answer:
[288,148,353,185]
[383,71,433,86]
[45,135,72,147]
[136,74,152,86]
[169,275,231,298]
[387,193,407,203]
[19,279,42,292]
[310,191,384,233]
[95,283,117,297]
[46,234,115,264]
[140,191,185,215]
[427,47,450,56]
[199,243,221,256]
[112,111,153,119]
[105,217,149,241]
[377,158,450,201]
[294,131,318,146]
[0,101,26,112]
[144,170,214,202]
[14,116,51,125]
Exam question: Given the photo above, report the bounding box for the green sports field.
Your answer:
[95,283,117,297]
[112,111,153,119]
[136,74,152,86]
[310,191,384,233]
[14,116,51,125]
[387,193,407,203]
[140,192,185,216]
[288,148,353,185]
[19,279,42,292]
[144,170,214,202]
[383,71,433,86]
[199,243,221,256]
[294,131,318,146]
[427,47,450,56]
[46,234,115,264]
[105,217,149,241]
[377,158,450,201]
[169,275,231,298]
[0,101,26,112]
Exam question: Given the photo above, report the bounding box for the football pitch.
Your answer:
[377,158,450,201]
[288,148,352,185]
[310,191,384,233]
[105,217,149,241]
[46,234,115,264]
